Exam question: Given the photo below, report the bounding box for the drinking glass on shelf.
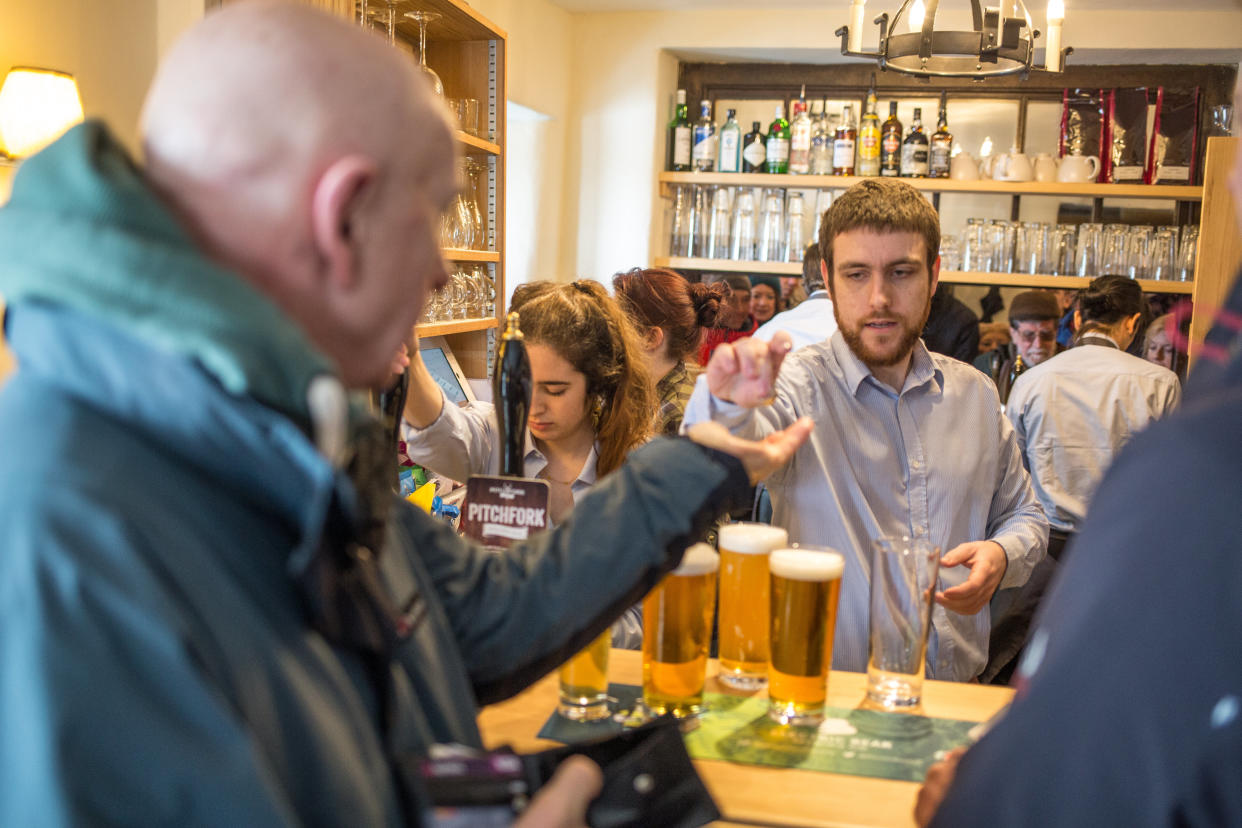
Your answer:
[1075,222,1103,276]
[1148,228,1178,281]
[1101,223,1130,275]
[757,188,785,263]
[730,189,757,261]
[403,10,444,97]
[464,158,486,250]
[987,219,1015,274]
[1047,224,1076,276]
[1126,226,1153,279]
[1015,221,1048,275]
[669,185,691,257]
[705,186,731,260]
[472,264,496,316]
[783,191,805,264]
[961,218,991,273]
[938,236,961,272]
[684,185,709,258]
[1176,225,1199,281]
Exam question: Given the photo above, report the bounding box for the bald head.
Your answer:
[142,1,457,388]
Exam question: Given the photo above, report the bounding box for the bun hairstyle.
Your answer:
[612,267,726,363]
[1078,274,1144,326]
[510,279,654,475]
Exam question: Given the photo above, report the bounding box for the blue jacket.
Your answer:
[0,122,749,825]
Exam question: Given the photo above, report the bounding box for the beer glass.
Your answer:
[717,523,788,690]
[767,547,845,726]
[557,629,611,721]
[705,186,732,260]
[642,543,719,717]
[1148,228,1178,281]
[1075,222,1103,277]
[1014,222,1048,275]
[757,188,786,263]
[865,536,940,713]
[730,189,757,261]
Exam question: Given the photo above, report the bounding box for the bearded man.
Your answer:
[683,178,1047,681]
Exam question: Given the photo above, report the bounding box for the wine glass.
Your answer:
[403,10,444,97]
[464,158,486,249]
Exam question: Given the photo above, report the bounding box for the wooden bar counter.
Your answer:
[479,648,1014,828]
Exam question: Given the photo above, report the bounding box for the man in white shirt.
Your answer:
[1007,274,1180,559]
[683,178,1047,682]
[753,242,838,350]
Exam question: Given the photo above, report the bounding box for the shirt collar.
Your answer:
[830,330,942,397]
[523,434,600,487]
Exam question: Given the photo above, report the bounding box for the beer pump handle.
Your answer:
[493,312,532,478]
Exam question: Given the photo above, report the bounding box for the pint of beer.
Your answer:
[767,547,845,725]
[717,523,788,689]
[557,630,611,721]
[642,543,718,717]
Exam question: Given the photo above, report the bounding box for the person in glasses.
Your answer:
[0,5,812,825]
[994,289,1062,403]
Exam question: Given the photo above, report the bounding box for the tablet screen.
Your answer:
[421,345,471,405]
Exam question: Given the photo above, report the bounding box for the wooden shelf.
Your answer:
[392,0,507,42]
[443,248,500,262]
[657,172,1202,201]
[658,257,1196,294]
[416,316,499,336]
[939,271,1196,295]
[456,131,500,156]
[655,256,801,275]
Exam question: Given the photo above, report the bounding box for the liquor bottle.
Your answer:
[765,104,791,174]
[880,101,903,177]
[666,89,691,172]
[929,95,953,178]
[493,312,532,477]
[901,106,929,178]
[1000,353,1027,405]
[741,120,766,173]
[789,87,812,174]
[691,100,717,172]
[857,84,882,177]
[809,100,831,175]
[717,108,742,173]
[832,104,857,176]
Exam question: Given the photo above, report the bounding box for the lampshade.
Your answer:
[0,67,85,159]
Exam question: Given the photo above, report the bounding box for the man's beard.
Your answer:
[835,303,931,369]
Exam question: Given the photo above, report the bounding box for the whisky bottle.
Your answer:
[832,104,857,176]
[857,84,881,177]
[901,106,929,178]
[880,101,903,177]
[929,95,953,178]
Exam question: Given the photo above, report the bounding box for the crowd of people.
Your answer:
[0,2,1237,825]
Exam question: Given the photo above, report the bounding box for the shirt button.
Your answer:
[911,459,922,469]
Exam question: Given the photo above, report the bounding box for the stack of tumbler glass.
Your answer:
[943,218,1199,281]
[420,265,496,323]
[668,184,833,264]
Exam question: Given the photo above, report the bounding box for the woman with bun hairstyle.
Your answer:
[613,267,727,436]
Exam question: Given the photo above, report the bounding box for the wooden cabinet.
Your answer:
[654,170,1239,357]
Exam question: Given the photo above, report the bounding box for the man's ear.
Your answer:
[310,155,378,290]
[929,254,941,296]
[820,257,833,297]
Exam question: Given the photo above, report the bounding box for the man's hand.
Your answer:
[706,332,793,407]
[686,417,813,485]
[515,755,602,828]
[914,746,966,827]
[935,541,1007,614]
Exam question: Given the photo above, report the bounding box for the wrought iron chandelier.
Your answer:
[835,0,1071,80]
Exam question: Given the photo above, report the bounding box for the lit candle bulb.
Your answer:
[849,0,866,52]
[1045,0,1065,72]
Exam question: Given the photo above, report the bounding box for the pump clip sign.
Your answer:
[458,475,550,549]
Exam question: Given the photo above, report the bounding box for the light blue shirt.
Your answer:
[683,331,1048,681]
[1006,336,1181,533]
[752,291,839,351]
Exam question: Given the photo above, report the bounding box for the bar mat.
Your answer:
[538,685,978,782]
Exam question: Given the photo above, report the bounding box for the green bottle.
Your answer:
[765,103,790,174]
[666,89,691,172]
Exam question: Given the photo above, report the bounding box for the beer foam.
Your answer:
[674,543,720,576]
[718,523,788,555]
[769,548,845,581]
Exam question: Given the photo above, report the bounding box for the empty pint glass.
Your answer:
[642,543,718,717]
[717,523,788,689]
[767,547,845,726]
[865,536,940,712]
[557,629,611,721]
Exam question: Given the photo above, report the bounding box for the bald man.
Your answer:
[0,3,810,824]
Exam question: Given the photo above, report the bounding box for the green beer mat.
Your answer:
[537,685,977,783]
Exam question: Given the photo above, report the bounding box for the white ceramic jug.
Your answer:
[1057,153,1101,183]
[993,149,1033,182]
[1033,153,1058,182]
[949,152,980,180]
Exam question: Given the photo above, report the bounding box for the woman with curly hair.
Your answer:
[613,267,726,436]
[403,279,654,528]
